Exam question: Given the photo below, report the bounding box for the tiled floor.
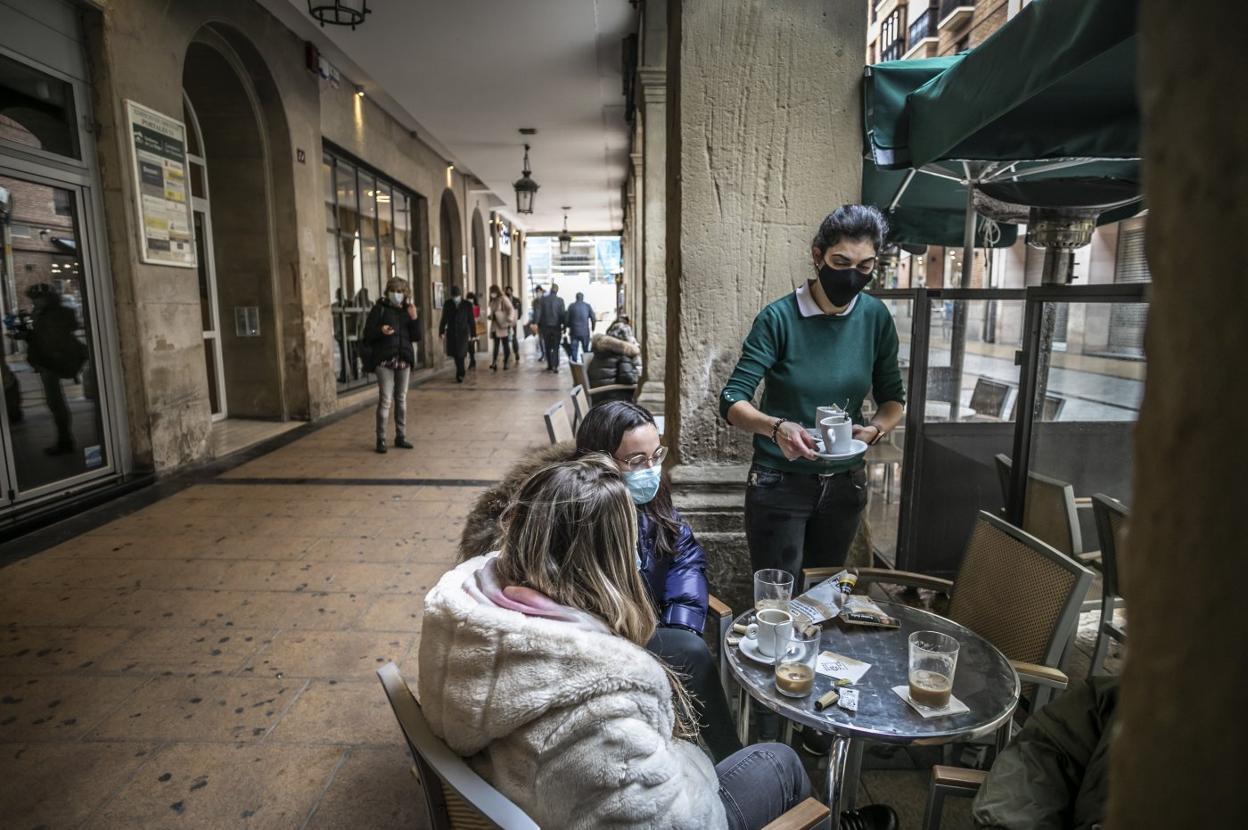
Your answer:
[0,349,562,829]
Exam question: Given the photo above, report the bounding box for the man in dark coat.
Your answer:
[438,284,475,383]
[564,292,596,362]
[24,284,83,454]
[504,285,521,363]
[534,283,566,372]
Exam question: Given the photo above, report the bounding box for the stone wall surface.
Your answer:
[1108,1,1247,826]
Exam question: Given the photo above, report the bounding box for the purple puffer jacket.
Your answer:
[638,510,709,634]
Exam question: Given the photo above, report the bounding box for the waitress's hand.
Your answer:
[405,303,417,320]
[853,424,882,445]
[380,324,395,336]
[776,420,819,461]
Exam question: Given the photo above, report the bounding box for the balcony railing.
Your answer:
[938,0,975,28]
[907,7,937,48]
[881,38,905,63]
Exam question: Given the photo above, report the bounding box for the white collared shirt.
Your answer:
[795,281,859,318]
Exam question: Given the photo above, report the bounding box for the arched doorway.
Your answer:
[439,189,463,300]
[471,207,487,296]
[182,30,286,420]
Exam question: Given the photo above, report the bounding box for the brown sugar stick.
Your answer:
[815,690,840,711]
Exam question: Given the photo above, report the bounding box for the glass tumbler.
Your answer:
[775,621,820,698]
[908,630,960,710]
[754,568,794,615]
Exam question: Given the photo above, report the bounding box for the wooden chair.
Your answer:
[1088,493,1128,677]
[569,385,588,434]
[569,359,637,406]
[543,401,574,445]
[804,511,1094,713]
[378,662,829,830]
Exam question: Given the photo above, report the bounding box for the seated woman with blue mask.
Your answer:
[457,400,742,762]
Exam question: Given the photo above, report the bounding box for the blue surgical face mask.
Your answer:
[623,465,662,505]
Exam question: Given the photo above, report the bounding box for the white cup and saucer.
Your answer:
[740,608,792,665]
[812,411,868,460]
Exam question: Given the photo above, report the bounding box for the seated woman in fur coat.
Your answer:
[423,455,815,829]
[459,400,741,762]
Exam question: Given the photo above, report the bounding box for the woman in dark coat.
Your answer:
[587,320,641,402]
[364,277,420,453]
[438,284,475,383]
[456,400,743,763]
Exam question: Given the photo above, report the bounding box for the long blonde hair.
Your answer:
[495,455,698,738]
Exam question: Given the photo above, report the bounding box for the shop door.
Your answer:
[192,206,226,419]
[0,170,113,500]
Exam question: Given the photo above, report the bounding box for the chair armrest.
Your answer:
[1074,497,1093,509]
[707,593,732,621]
[1010,660,1069,690]
[932,764,988,792]
[588,383,638,394]
[762,797,830,830]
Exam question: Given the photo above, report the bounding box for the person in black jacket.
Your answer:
[22,283,84,455]
[364,277,421,454]
[438,284,475,383]
[587,319,641,403]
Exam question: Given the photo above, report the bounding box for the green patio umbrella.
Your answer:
[861,164,1020,249]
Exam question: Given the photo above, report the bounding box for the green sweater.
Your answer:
[719,289,906,474]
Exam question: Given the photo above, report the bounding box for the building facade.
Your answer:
[0,0,523,528]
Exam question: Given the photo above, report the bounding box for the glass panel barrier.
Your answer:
[862,295,914,566]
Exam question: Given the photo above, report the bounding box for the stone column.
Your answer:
[636,0,669,408]
[664,0,866,608]
[1109,2,1246,825]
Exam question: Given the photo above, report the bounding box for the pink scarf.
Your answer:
[465,557,611,635]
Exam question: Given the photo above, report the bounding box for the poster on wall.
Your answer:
[433,282,444,310]
[125,100,196,268]
[498,220,512,256]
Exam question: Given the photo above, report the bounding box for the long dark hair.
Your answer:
[575,400,683,559]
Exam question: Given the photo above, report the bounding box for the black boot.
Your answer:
[490,362,497,371]
[840,805,899,830]
[375,438,387,454]
[800,727,834,755]
[394,435,413,449]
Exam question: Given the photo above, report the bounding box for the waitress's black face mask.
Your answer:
[817,263,874,307]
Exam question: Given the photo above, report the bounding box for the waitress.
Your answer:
[720,204,906,581]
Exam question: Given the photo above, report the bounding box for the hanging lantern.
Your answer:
[513,143,539,215]
[558,208,572,255]
[307,1,370,29]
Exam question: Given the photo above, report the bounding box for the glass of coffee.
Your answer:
[908,630,959,710]
[754,569,794,615]
[775,620,820,698]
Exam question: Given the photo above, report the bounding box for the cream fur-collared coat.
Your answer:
[418,556,728,829]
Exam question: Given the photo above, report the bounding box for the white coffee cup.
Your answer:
[816,406,841,426]
[746,608,794,659]
[819,414,854,455]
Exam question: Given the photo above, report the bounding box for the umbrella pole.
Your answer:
[947,176,977,421]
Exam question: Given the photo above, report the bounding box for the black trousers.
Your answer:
[646,626,743,763]
[491,336,511,366]
[451,353,466,380]
[541,327,563,370]
[744,464,869,582]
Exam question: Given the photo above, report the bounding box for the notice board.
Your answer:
[126,100,196,268]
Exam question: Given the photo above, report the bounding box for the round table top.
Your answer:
[727,601,1019,745]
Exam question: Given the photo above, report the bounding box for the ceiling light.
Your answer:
[513,142,539,215]
[558,208,572,255]
[355,86,365,98]
[308,1,370,30]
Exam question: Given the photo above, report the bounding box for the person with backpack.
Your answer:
[364,277,420,454]
[22,283,85,455]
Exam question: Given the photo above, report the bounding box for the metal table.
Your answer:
[726,601,1019,829]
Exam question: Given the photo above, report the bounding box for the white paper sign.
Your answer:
[816,651,872,685]
[125,100,195,268]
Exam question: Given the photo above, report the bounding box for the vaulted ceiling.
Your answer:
[260,0,635,233]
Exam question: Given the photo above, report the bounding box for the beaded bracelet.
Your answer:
[770,418,791,445]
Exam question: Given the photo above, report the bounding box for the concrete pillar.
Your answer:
[664,0,866,607]
[637,82,668,406]
[1108,2,1247,826]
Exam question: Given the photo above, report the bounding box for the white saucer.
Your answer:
[737,636,777,665]
[812,437,869,460]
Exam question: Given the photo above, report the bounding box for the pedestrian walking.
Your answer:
[530,286,546,361]
[487,285,515,371]
[20,284,85,455]
[504,285,521,362]
[535,282,567,372]
[465,291,481,369]
[363,277,420,454]
[564,291,596,362]
[438,285,475,383]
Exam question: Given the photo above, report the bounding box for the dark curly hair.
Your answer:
[811,204,889,255]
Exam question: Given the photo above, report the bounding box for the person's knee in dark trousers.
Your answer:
[647,626,743,763]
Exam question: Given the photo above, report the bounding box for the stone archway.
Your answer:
[438,189,463,298]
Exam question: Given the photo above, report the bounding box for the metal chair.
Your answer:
[569,358,637,406]
[377,662,540,830]
[543,401,574,445]
[378,662,828,830]
[569,384,588,433]
[993,454,1097,563]
[805,510,1094,713]
[1088,493,1128,677]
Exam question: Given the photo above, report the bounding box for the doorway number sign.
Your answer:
[126,100,196,268]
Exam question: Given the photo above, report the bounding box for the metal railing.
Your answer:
[939,0,975,23]
[908,7,937,46]
[881,38,905,62]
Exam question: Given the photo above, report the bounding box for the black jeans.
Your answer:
[744,463,869,582]
[646,627,743,763]
[541,327,563,370]
[716,743,824,830]
[452,353,466,380]
[491,336,511,366]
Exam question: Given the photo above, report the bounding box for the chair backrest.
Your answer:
[1091,493,1129,599]
[992,455,1082,555]
[377,663,539,830]
[948,511,1094,673]
[543,400,574,445]
[568,359,589,392]
[569,385,588,433]
[969,377,1015,420]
